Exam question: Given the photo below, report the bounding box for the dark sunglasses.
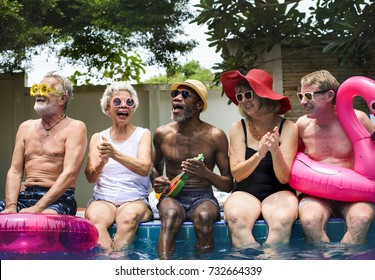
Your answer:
[235,90,254,103]
[296,89,330,101]
[171,90,191,99]
[112,97,135,108]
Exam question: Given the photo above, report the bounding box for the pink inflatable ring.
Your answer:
[0,213,99,253]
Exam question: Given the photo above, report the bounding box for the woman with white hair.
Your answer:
[85,81,153,252]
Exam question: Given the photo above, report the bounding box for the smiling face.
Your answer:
[107,90,135,123]
[235,84,261,117]
[299,84,330,118]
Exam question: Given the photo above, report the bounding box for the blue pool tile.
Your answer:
[186,225,197,242]
[136,226,149,240]
[175,223,191,241]
[214,223,229,240]
[325,218,345,242]
[252,221,268,243]
[368,222,375,240]
[291,220,305,241]
[108,218,375,245]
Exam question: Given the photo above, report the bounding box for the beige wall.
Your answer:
[0,74,239,207]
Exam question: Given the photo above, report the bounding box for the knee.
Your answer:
[86,212,103,225]
[161,208,183,229]
[195,209,215,225]
[193,211,215,236]
[347,209,374,227]
[225,206,245,225]
[300,211,325,231]
[269,212,296,233]
[116,212,138,229]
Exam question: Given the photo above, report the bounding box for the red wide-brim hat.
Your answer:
[220,69,291,114]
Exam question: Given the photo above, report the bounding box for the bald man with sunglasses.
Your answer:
[151,79,233,259]
[0,71,87,215]
[296,70,375,244]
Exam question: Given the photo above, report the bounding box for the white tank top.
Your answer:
[92,127,150,205]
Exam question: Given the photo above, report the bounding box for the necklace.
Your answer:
[248,115,279,141]
[41,115,66,136]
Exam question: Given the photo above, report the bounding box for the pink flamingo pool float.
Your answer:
[289,76,375,202]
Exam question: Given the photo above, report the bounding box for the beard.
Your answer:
[34,100,58,117]
[172,107,194,122]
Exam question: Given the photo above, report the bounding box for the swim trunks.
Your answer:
[158,187,220,221]
[0,186,77,215]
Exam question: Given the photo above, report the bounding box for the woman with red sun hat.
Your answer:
[221,69,298,247]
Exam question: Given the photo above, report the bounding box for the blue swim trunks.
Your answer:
[158,187,220,221]
[0,186,77,215]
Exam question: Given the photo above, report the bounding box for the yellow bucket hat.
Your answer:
[172,79,208,112]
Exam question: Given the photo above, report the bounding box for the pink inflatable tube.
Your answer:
[290,152,375,202]
[0,213,99,253]
[289,76,375,202]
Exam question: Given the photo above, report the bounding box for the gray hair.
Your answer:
[44,71,74,112]
[100,81,139,115]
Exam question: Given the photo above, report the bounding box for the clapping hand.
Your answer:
[258,126,279,157]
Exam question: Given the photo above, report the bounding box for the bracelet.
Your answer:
[6,202,17,208]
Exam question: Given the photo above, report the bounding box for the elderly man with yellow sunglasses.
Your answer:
[0,71,87,216]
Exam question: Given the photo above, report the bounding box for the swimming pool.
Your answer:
[1,218,374,260]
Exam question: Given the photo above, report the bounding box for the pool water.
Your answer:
[1,237,375,260]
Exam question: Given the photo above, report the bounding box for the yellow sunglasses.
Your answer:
[29,83,64,96]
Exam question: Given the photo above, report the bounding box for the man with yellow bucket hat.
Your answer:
[151,79,233,259]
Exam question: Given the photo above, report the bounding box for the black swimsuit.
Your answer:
[232,118,295,202]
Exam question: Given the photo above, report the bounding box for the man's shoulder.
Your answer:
[204,122,225,135]
[296,115,311,127]
[67,118,87,129]
[155,122,176,134]
[296,114,308,122]
[63,118,87,140]
[18,119,39,130]
[22,118,39,125]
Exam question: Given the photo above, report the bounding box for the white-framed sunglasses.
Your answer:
[235,90,254,103]
[296,89,330,101]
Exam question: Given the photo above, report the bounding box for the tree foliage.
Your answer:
[144,60,214,85]
[193,0,375,84]
[315,0,375,66]
[0,0,196,83]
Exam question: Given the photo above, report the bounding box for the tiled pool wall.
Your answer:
[108,219,375,244]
